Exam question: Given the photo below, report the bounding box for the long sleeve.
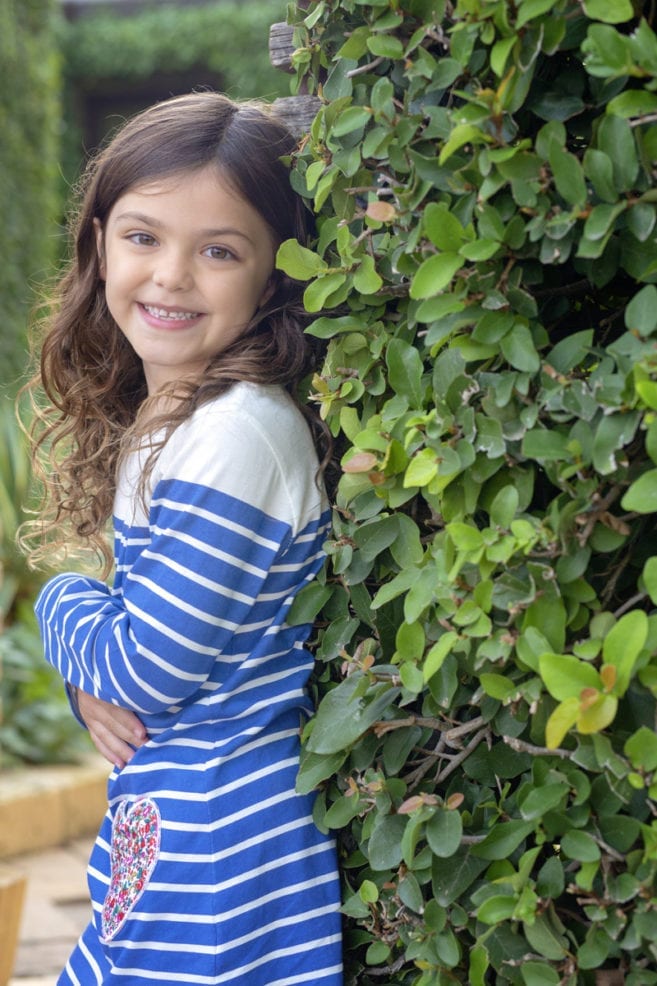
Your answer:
[35,386,328,717]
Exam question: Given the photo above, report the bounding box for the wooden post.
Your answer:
[0,868,27,986]
[269,19,322,138]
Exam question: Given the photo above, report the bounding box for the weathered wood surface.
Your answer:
[0,870,26,986]
[269,22,296,72]
[272,95,321,137]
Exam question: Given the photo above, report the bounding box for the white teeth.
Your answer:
[144,304,200,320]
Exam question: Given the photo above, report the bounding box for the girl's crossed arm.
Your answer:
[35,405,324,719]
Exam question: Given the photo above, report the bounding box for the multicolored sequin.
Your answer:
[101,798,161,942]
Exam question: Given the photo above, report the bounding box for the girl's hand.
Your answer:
[76,689,148,768]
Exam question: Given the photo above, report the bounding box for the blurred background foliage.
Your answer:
[0,0,61,394]
[0,0,286,767]
[57,1,287,187]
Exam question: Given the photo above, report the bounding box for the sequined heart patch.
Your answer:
[101,797,161,942]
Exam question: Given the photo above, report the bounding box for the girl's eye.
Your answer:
[128,232,156,247]
[205,245,235,261]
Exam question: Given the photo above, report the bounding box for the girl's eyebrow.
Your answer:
[112,211,255,243]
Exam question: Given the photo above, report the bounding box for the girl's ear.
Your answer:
[93,217,106,280]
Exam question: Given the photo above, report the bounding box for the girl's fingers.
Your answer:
[76,690,148,766]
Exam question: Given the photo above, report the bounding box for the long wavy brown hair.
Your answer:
[22,92,325,575]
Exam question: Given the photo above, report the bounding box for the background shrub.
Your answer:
[58,0,288,184]
[0,400,90,769]
[280,1,657,983]
[0,0,61,392]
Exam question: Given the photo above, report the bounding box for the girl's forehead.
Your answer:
[125,165,235,200]
[104,165,277,248]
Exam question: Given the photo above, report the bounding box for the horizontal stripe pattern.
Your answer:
[36,385,342,984]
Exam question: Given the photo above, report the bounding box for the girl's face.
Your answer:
[94,166,276,394]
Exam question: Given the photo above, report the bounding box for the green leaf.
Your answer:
[359,878,379,904]
[331,105,371,137]
[578,692,617,735]
[477,894,517,925]
[500,323,541,372]
[560,830,601,862]
[536,857,566,898]
[423,202,469,251]
[489,486,519,528]
[583,0,633,23]
[296,749,348,795]
[447,522,484,551]
[459,239,501,261]
[523,911,568,959]
[432,850,488,906]
[539,652,600,700]
[469,944,490,986]
[545,697,580,748]
[625,725,657,771]
[516,0,562,28]
[480,672,517,701]
[306,315,367,338]
[625,284,657,336]
[471,820,534,860]
[592,411,640,475]
[583,24,634,76]
[439,123,489,164]
[276,239,327,280]
[397,872,424,914]
[386,337,424,407]
[366,33,404,59]
[395,620,425,662]
[643,556,657,604]
[626,202,657,242]
[602,609,648,695]
[583,202,625,241]
[372,568,420,609]
[582,148,618,203]
[303,271,349,312]
[607,89,657,119]
[354,516,400,561]
[410,252,464,299]
[491,35,515,77]
[368,813,407,870]
[306,673,400,754]
[286,582,333,626]
[578,927,611,970]
[521,961,561,986]
[424,631,459,682]
[546,329,593,373]
[426,807,463,857]
[621,468,657,513]
[597,115,639,193]
[519,782,569,821]
[404,447,439,487]
[353,254,383,294]
[549,142,587,207]
[522,429,571,461]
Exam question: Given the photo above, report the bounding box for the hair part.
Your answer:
[22,91,327,574]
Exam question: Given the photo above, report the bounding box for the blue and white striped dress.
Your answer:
[35,383,343,985]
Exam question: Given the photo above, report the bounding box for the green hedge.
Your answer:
[60,2,286,100]
[57,1,289,191]
[0,0,61,392]
[281,1,657,983]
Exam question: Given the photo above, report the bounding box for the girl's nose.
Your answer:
[152,252,193,292]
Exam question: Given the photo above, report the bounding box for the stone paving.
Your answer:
[8,838,94,985]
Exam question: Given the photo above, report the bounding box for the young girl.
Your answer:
[25,92,343,985]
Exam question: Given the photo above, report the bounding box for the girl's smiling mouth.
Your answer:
[140,303,202,323]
